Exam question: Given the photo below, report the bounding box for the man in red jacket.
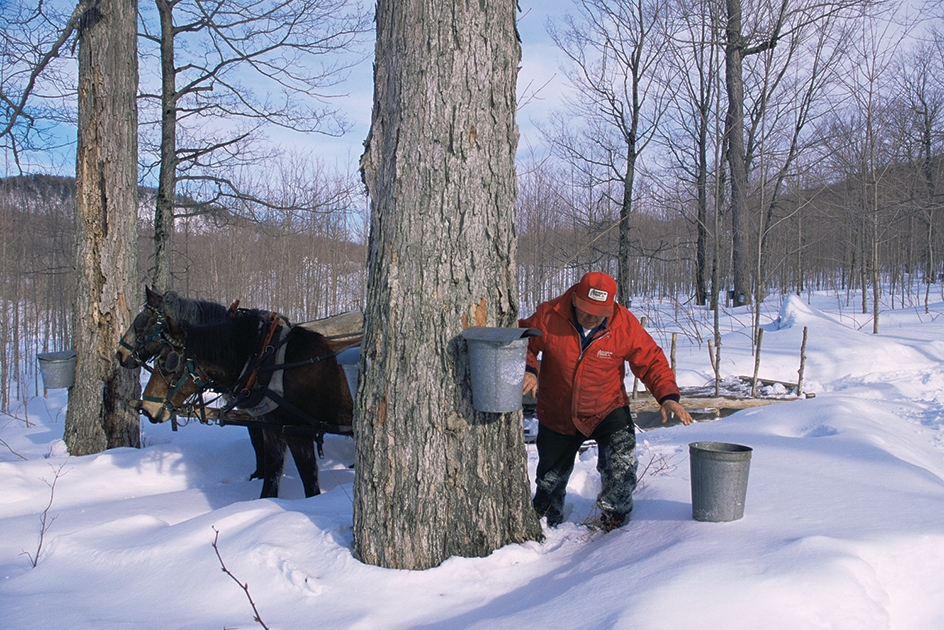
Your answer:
[519,271,692,531]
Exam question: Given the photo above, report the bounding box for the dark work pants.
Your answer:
[532,406,637,526]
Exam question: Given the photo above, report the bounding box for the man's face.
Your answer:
[573,296,608,329]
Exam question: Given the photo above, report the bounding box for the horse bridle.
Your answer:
[143,336,214,425]
[118,303,167,368]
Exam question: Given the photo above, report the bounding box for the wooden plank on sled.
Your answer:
[299,310,363,343]
[173,406,353,436]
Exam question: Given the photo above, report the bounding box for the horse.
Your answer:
[117,286,278,482]
[136,309,355,499]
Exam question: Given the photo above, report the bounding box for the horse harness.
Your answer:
[152,311,355,457]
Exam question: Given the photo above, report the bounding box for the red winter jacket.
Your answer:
[518,286,680,436]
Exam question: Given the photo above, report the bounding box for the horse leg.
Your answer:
[258,428,287,499]
[285,434,320,498]
[248,427,265,480]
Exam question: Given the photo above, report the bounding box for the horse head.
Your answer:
[117,285,167,368]
[133,316,206,424]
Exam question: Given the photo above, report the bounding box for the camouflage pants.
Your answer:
[532,406,637,526]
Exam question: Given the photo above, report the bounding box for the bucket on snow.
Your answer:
[689,441,753,522]
[461,327,541,413]
[37,350,77,389]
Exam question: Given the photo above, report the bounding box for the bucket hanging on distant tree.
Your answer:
[37,350,77,389]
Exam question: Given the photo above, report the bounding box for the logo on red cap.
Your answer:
[587,287,609,302]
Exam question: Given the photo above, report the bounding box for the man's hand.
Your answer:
[660,399,693,426]
[523,372,538,398]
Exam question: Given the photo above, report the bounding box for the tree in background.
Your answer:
[826,6,911,334]
[893,38,943,313]
[722,0,786,307]
[658,0,725,307]
[0,0,85,174]
[722,0,867,309]
[65,0,141,453]
[137,0,369,290]
[546,0,673,307]
[355,0,543,570]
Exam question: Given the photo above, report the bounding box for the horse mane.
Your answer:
[178,308,339,392]
[163,291,230,325]
[182,308,271,372]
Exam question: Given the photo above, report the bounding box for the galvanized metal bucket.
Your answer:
[37,350,77,389]
[461,327,541,413]
[689,441,753,522]
[336,346,360,402]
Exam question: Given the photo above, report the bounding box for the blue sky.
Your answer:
[1,0,574,178]
[300,0,573,171]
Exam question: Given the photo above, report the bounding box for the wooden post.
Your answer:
[670,332,677,374]
[797,325,808,397]
[632,316,647,399]
[751,328,764,398]
[708,338,718,396]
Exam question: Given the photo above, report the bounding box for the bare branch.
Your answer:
[0,0,93,142]
[211,527,270,630]
[20,462,69,568]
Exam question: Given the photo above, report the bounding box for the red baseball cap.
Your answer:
[573,272,616,316]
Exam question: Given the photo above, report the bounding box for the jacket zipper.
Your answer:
[573,322,610,361]
[571,324,612,422]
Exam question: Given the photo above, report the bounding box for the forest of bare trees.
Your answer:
[0,173,367,412]
[1,0,943,416]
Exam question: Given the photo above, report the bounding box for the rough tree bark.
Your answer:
[354,0,543,570]
[64,0,141,454]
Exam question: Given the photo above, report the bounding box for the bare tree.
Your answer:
[894,39,943,313]
[658,0,726,306]
[65,0,141,454]
[723,0,869,308]
[137,0,370,289]
[546,0,674,306]
[0,0,85,173]
[747,11,850,342]
[355,0,543,570]
[830,7,909,333]
[722,0,787,307]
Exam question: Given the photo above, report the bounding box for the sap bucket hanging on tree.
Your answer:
[461,327,542,413]
[689,441,753,522]
[37,350,77,389]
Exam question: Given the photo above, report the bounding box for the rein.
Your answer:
[241,311,283,393]
[144,345,213,429]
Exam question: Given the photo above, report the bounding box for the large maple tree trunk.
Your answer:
[725,0,751,307]
[65,0,141,454]
[354,0,543,570]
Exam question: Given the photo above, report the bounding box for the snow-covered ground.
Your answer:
[2,289,943,629]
